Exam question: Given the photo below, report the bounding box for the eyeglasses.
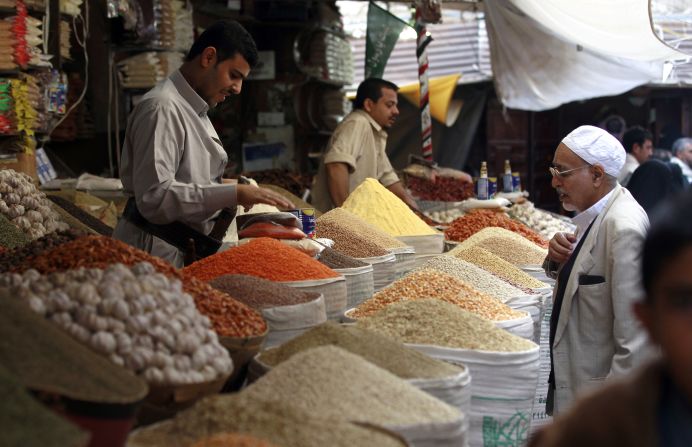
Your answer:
[549,165,590,178]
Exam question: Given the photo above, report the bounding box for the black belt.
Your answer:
[122,198,227,264]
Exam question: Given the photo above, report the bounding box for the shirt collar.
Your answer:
[625,153,639,167]
[572,188,616,239]
[355,109,387,136]
[170,70,209,117]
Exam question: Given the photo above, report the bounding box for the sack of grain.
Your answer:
[396,233,444,255]
[494,310,534,341]
[390,246,416,279]
[358,253,397,291]
[531,298,553,435]
[503,294,542,342]
[333,264,374,308]
[281,276,347,320]
[261,294,327,349]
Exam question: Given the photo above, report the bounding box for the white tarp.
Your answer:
[485,0,689,111]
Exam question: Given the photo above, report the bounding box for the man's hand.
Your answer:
[387,181,420,212]
[237,184,294,211]
[548,232,577,264]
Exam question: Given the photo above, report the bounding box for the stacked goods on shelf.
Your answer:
[173,0,193,51]
[359,299,539,447]
[10,1,29,68]
[183,237,346,319]
[60,19,71,60]
[209,274,327,348]
[444,209,548,248]
[118,52,184,89]
[403,164,474,202]
[60,0,82,16]
[252,322,471,422]
[508,200,576,240]
[449,227,548,266]
[10,235,267,339]
[0,14,15,71]
[0,262,234,387]
[26,16,50,67]
[128,393,407,447]
[0,169,69,239]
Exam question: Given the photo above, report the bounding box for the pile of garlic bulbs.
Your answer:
[0,169,68,239]
[0,262,233,386]
[508,201,576,240]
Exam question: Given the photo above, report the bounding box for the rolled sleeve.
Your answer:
[324,151,357,173]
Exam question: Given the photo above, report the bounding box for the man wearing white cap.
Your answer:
[544,125,651,415]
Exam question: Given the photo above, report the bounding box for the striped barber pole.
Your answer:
[415,7,434,161]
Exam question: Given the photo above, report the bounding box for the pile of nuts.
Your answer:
[508,201,576,240]
[0,169,69,239]
[0,262,233,386]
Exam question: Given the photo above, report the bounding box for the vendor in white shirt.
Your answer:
[617,126,653,187]
[670,138,692,184]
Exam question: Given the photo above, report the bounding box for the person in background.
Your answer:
[669,137,692,184]
[311,78,420,212]
[113,21,292,267]
[618,126,653,187]
[530,191,692,447]
[628,160,685,216]
[544,125,651,415]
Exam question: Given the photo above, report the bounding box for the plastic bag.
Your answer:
[238,222,306,240]
[239,212,301,230]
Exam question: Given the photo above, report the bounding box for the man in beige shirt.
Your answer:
[113,21,291,266]
[311,78,419,211]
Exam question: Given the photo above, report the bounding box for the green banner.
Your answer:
[365,1,410,79]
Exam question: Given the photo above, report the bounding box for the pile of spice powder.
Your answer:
[0,229,84,273]
[47,195,114,236]
[316,248,368,269]
[453,227,548,266]
[0,213,28,249]
[351,269,524,321]
[416,256,526,302]
[342,178,437,236]
[208,274,321,310]
[258,322,461,379]
[13,235,266,338]
[444,209,548,247]
[358,299,537,352]
[243,346,461,427]
[128,393,406,447]
[183,238,340,282]
[450,246,548,290]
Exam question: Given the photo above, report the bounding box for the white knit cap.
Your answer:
[561,125,626,177]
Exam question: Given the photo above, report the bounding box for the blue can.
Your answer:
[488,177,497,198]
[287,208,316,238]
[512,172,522,192]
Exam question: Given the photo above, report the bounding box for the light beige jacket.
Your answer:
[545,185,652,414]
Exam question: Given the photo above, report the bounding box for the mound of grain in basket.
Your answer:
[359,299,537,352]
[127,393,406,447]
[0,263,233,386]
[450,246,548,290]
[416,256,526,302]
[317,207,406,256]
[11,235,267,338]
[317,247,368,269]
[342,178,437,236]
[183,238,339,282]
[351,269,524,321]
[453,227,547,266]
[258,321,460,379]
[444,209,548,247]
[208,274,320,310]
[243,346,461,427]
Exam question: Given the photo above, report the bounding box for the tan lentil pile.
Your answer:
[244,346,461,427]
[451,246,548,289]
[127,393,406,447]
[191,433,276,447]
[454,227,548,266]
[359,299,537,352]
[258,322,461,379]
[351,269,525,321]
[417,256,525,302]
[316,208,404,258]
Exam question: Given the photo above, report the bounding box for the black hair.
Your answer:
[641,190,692,299]
[622,126,653,153]
[353,78,399,110]
[186,21,258,68]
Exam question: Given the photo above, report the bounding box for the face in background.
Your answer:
[677,143,692,166]
[364,87,399,129]
[635,246,692,402]
[632,138,654,164]
[197,48,250,108]
[550,143,603,213]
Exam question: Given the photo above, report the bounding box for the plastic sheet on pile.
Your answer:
[484,0,687,111]
[494,310,534,341]
[281,276,347,320]
[390,246,416,279]
[334,264,374,309]
[408,343,540,447]
[260,294,327,349]
[359,253,397,292]
[396,234,444,256]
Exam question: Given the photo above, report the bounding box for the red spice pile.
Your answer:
[14,235,266,338]
[444,209,548,248]
[183,237,340,282]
